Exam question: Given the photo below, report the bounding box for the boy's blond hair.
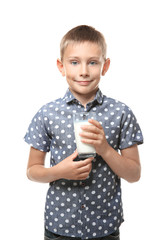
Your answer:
[60,25,107,61]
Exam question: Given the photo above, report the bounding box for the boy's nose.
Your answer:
[80,64,89,78]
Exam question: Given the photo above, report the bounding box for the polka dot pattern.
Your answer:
[24,89,143,239]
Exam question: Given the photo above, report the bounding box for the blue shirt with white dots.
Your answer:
[24,89,143,239]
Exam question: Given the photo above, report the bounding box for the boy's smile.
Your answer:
[57,41,110,106]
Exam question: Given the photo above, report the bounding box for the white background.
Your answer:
[0,0,167,239]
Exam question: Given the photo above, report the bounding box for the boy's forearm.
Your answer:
[27,151,93,183]
[27,165,60,183]
[102,145,141,183]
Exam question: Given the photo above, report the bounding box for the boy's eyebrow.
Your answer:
[67,56,101,60]
[88,56,101,60]
[67,56,80,59]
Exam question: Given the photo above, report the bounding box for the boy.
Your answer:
[24,25,143,240]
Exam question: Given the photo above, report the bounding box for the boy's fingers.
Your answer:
[82,157,94,163]
[81,124,100,134]
[80,131,98,140]
[88,119,103,129]
[78,163,92,174]
[75,157,94,167]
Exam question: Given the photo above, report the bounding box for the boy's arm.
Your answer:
[27,147,93,183]
[80,119,141,183]
[102,144,141,183]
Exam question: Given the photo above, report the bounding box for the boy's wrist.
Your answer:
[49,165,61,182]
[100,143,113,160]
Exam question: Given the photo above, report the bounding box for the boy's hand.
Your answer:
[56,150,93,180]
[80,119,110,157]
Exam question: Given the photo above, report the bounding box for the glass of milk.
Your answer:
[73,112,96,159]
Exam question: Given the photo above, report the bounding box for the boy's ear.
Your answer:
[57,59,65,76]
[102,58,110,76]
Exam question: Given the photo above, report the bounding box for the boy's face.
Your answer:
[57,41,110,100]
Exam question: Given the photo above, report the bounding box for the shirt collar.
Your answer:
[63,88,104,105]
[63,89,76,103]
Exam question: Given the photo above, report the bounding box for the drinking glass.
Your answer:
[73,112,96,159]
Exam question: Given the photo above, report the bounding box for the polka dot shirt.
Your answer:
[24,89,143,239]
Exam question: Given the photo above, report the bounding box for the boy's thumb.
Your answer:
[72,150,78,160]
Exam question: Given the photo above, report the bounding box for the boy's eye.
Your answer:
[89,61,97,65]
[71,61,78,65]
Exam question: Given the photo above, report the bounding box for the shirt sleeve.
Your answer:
[24,107,51,152]
[119,105,143,150]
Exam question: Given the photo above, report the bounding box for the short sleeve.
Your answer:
[119,106,143,150]
[24,108,51,152]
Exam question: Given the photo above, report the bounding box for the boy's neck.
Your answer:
[69,88,98,108]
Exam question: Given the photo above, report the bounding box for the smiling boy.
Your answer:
[57,40,110,107]
[24,25,143,240]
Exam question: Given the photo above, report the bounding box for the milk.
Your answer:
[74,121,96,159]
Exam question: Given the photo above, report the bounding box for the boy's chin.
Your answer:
[69,85,99,96]
[76,88,97,95]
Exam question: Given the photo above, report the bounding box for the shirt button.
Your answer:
[81,204,85,209]
[81,182,85,187]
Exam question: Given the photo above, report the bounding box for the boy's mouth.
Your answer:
[75,80,93,86]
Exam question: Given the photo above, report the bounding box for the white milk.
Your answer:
[74,121,96,157]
